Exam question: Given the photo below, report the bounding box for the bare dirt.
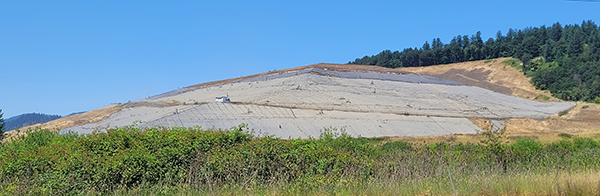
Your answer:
[5,100,186,135]
[3,104,124,140]
[393,103,600,145]
[463,102,600,137]
[395,58,600,140]
[505,103,600,135]
[400,58,559,102]
[469,118,492,131]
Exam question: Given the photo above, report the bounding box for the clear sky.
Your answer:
[1,0,599,118]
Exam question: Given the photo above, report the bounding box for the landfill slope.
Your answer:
[63,64,574,138]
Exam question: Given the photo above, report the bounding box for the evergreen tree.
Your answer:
[496,30,504,42]
[422,41,431,51]
[432,38,443,49]
[506,28,517,42]
[550,22,563,42]
[566,25,584,56]
[484,38,496,59]
[348,21,600,102]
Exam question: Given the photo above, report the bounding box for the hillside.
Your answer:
[4,113,61,131]
[6,105,121,133]
[400,58,558,101]
[5,58,578,141]
[351,21,600,103]
[395,58,600,137]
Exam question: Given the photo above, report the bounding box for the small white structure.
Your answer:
[215,96,231,103]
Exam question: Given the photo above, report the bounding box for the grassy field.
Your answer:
[1,125,600,195]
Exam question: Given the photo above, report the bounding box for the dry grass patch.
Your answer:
[401,58,558,101]
[2,104,123,142]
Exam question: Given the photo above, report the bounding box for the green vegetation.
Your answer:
[350,20,600,102]
[558,110,569,116]
[502,58,522,68]
[0,109,4,143]
[596,97,600,104]
[535,94,550,101]
[2,125,600,195]
[559,133,573,139]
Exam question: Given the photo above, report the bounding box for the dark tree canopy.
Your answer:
[349,20,600,102]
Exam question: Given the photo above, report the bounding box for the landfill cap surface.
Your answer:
[63,65,574,138]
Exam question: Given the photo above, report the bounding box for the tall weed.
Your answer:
[1,125,599,195]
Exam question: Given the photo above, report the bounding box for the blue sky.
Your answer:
[1,0,599,118]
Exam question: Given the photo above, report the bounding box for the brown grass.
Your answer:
[3,104,123,141]
[398,58,600,142]
[392,104,600,145]
[400,58,559,102]
[387,132,600,146]
[393,103,600,145]
[505,103,600,136]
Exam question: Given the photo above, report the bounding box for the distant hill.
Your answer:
[5,113,62,131]
[66,111,86,117]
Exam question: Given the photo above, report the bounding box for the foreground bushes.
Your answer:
[1,125,600,195]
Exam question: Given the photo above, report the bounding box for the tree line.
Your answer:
[349,20,600,102]
[3,113,61,131]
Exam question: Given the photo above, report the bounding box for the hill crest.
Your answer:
[4,58,581,140]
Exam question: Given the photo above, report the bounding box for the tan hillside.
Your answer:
[398,58,600,138]
[403,102,600,144]
[400,58,558,102]
[505,102,600,135]
[4,104,123,140]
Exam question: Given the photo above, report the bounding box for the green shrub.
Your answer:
[380,141,412,151]
[558,110,569,116]
[573,137,599,149]
[2,125,600,194]
[511,138,542,154]
[558,133,573,139]
[502,59,522,69]
[595,97,600,104]
[0,109,4,143]
[479,125,508,154]
[535,94,550,101]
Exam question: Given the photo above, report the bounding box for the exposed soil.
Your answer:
[3,104,124,141]
[391,103,600,144]
[4,100,189,139]
[400,58,559,102]
[506,103,600,135]
[469,118,493,131]
[463,102,600,140]
[399,59,600,138]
